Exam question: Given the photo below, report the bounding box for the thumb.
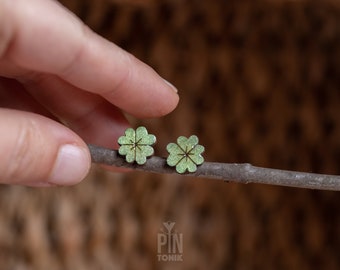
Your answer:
[0,109,91,186]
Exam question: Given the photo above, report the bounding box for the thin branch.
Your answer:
[88,144,340,191]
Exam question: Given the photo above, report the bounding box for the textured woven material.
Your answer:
[0,0,340,269]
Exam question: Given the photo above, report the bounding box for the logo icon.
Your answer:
[157,221,183,262]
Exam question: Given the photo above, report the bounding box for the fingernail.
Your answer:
[163,79,178,93]
[49,144,90,185]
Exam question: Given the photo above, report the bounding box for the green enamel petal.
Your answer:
[186,160,198,173]
[176,136,189,147]
[167,153,185,167]
[188,145,205,165]
[186,135,199,147]
[125,151,136,163]
[175,160,188,174]
[177,158,197,173]
[135,145,154,165]
[117,136,128,145]
[189,154,204,165]
[135,126,148,140]
[166,143,185,166]
[125,128,136,138]
[142,145,154,157]
[118,128,135,145]
[176,135,199,153]
[118,145,132,155]
[140,134,156,145]
[135,150,147,165]
[166,142,182,154]
[190,145,205,155]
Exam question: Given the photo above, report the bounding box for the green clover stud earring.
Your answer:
[166,135,205,174]
[118,126,156,165]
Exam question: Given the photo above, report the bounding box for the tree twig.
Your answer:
[88,144,340,191]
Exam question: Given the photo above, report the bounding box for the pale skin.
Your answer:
[0,0,179,186]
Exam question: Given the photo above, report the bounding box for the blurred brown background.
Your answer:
[0,0,340,269]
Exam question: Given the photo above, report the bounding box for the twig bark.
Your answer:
[88,144,340,191]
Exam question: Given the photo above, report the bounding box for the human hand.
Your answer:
[0,0,179,186]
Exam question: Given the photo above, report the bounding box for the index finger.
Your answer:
[0,0,179,118]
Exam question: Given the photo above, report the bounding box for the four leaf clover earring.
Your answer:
[166,135,205,173]
[118,126,156,165]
